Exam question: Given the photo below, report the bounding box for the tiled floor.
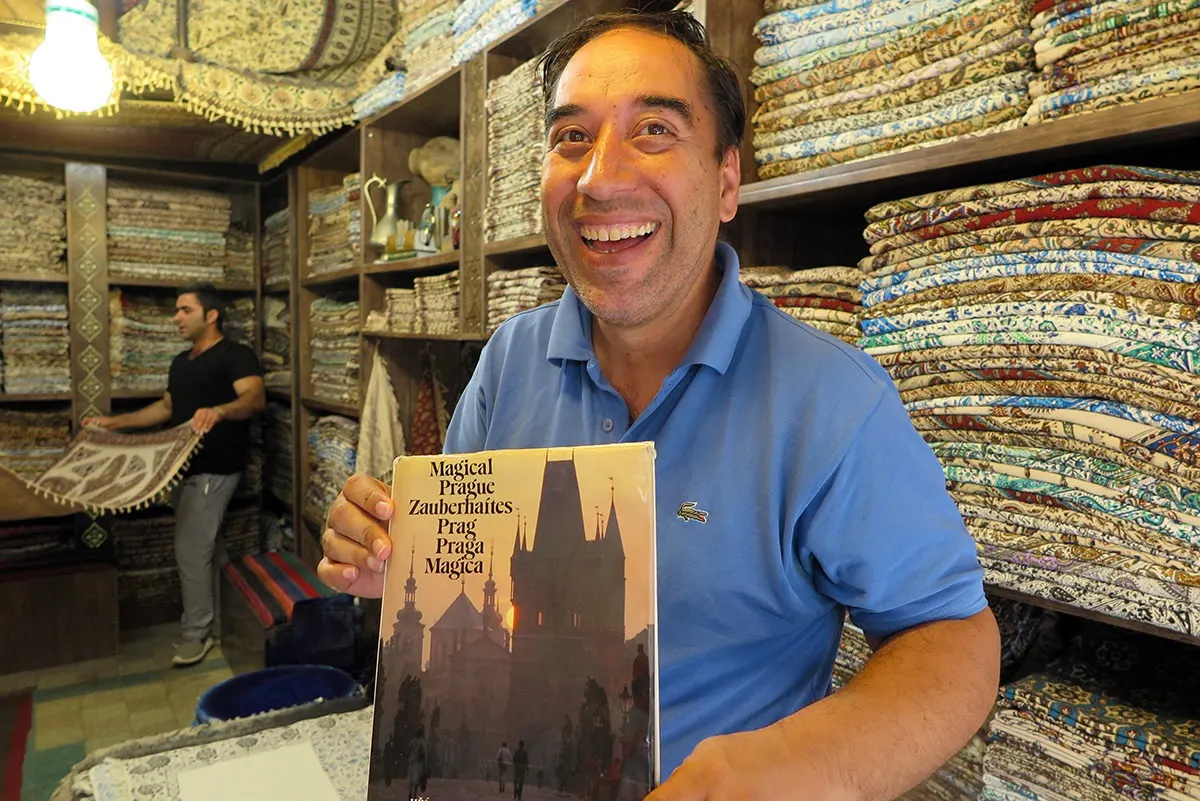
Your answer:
[2,624,234,801]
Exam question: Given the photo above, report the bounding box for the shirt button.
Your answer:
[602,418,614,432]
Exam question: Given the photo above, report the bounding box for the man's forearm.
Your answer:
[771,609,1000,801]
[112,400,171,429]
[215,389,264,421]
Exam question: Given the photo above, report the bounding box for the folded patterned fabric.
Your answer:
[1032,30,1200,96]
[755,36,1031,127]
[754,0,1022,98]
[986,624,1200,800]
[863,166,1200,642]
[757,106,1023,180]
[866,164,1200,221]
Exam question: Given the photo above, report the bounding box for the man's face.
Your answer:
[174,293,210,342]
[540,27,740,329]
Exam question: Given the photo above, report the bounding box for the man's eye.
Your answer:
[558,130,587,144]
[639,123,669,136]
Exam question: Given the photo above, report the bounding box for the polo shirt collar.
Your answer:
[546,241,752,376]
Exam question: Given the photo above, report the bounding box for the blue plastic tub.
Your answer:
[194,664,360,724]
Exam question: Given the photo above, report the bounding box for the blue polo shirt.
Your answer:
[445,241,986,778]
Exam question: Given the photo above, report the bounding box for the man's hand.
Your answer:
[649,727,830,801]
[82,416,120,430]
[317,473,395,598]
[190,407,224,434]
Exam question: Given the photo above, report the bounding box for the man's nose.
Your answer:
[577,129,637,201]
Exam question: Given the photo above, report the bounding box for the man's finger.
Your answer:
[342,474,395,523]
[317,555,385,598]
[321,526,375,570]
[326,493,392,558]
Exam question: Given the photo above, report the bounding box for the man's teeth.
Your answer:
[580,223,657,242]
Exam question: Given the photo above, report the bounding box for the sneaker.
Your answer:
[172,637,213,667]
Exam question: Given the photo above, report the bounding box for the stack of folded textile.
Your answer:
[0,174,66,278]
[858,164,1200,637]
[830,621,870,691]
[399,0,460,93]
[415,270,460,335]
[310,292,361,406]
[0,518,77,569]
[306,174,362,277]
[485,56,545,243]
[236,420,264,500]
[354,71,408,120]
[454,0,540,65]
[0,284,70,394]
[0,408,70,479]
[486,266,566,330]
[263,296,291,391]
[985,624,1200,801]
[1025,0,1200,125]
[109,290,180,393]
[749,0,1034,180]
[262,208,291,289]
[264,401,294,507]
[107,181,231,283]
[741,265,862,344]
[364,287,418,334]
[115,503,260,625]
[225,227,255,285]
[306,414,359,524]
[224,296,256,348]
[262,510,295,553]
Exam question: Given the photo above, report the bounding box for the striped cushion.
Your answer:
[223,551,338,628]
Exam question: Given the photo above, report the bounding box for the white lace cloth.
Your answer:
[85,707,372,801]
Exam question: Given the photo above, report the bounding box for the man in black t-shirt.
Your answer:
[86,282,265,666]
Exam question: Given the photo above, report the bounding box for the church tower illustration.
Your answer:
[507,452,626,751]
[390,544,425,679]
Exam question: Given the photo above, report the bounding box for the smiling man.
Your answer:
[319,11,999,801]
[86,282,265,667]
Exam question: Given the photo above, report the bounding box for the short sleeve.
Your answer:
[795,388,987,640]
[228,344,263,383]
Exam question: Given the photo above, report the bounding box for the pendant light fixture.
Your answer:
[29,0,115,113]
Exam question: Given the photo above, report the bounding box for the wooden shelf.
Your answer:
[985,584,1200,648]
[0,271,68,284]
[739,93,1200,210]
[301,395,360,418]
[301,267,360,288]
[484,234,548,256]
[365,251,459,275]
[109,276,257,292]
[0,393,71,403]
[364,330,489,342]
[266,387,291,403]
[111,389,164,400]
[263,282,291,294]
[363,68,463,137]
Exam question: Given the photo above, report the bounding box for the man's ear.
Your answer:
[718,145,741,224]
[206,309,219,327]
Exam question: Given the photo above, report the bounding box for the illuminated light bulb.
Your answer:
[28,0,115,113]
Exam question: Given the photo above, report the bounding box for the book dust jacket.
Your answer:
[368,442,659,801]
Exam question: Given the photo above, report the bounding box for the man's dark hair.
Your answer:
[177,281,225,332]
[539,10,746,161]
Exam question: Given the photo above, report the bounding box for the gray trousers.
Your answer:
[171,473,241,642]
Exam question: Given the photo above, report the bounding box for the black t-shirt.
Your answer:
[167,338,262,476]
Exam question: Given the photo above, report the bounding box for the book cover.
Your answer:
[368,442,658,801]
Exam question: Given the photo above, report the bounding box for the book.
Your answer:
[368,442,659,801]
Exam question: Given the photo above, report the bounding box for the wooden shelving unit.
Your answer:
[365,250,459,275]
[987,585,1200,649]
[0,271,68,284]
[0,393,73,403]
[484,234,549,257]
[363,330,490,342]
[738,93,1200,211]
[301,267,360,288]
[300,396,361,418]
[108,276,256,292]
